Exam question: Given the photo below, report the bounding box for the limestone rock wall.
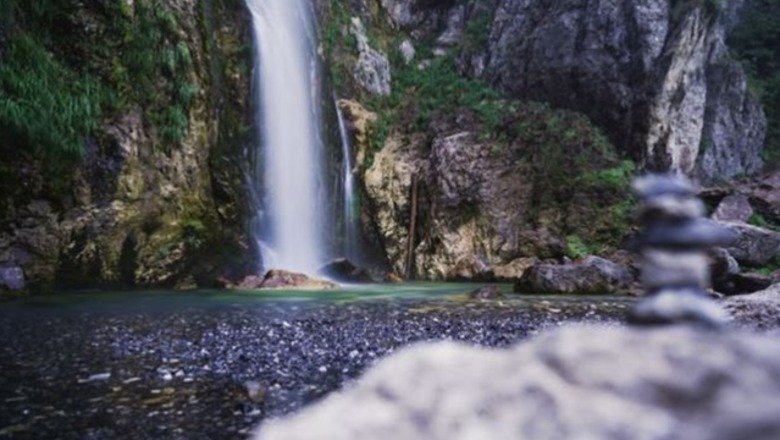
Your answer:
[0,0,254,291]
[325,0,769,280]
[369,0,766,182]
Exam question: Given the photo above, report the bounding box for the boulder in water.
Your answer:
[236,270,338,290]
[252,326,780,440]
[237,275,265,289]
[467,285,503,300]
[259,270,338,290]
[514,256,634,295]
[318,258,373,283]
[0,266,25,291]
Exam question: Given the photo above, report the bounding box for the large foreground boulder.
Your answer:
[514,256,633,294]
[254,326,780,440]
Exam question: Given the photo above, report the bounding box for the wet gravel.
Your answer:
[0,292,632,439]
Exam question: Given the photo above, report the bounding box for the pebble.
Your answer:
[78,372,111,383]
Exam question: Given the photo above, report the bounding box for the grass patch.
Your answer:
[565,235,595,260]
[0,34,108,158]
[1,0,198,159]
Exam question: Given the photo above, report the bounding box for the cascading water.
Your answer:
[335,96,361,262]
[246,0,325,274]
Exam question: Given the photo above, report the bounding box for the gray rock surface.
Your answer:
[710,247,742,294]
[711,194,754,222]
[350,17,392,96]
[514,256,633,295]
[748,171,780,224]
[455,0,762,180]
[253,325,780,440]
[399,39,415,64]
[482,0,668,153]
[698,62,766,184]
[364,130,532,280]
[719,221,780,266]
[0,266,25,291]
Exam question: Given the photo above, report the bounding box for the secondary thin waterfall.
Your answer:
[247,0,324,274]
[335,96,361,262]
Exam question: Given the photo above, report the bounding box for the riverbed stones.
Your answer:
[253,326,780,440]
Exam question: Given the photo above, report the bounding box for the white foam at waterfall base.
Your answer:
[247,0,324,274]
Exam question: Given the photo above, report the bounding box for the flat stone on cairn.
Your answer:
[628,174,734,328]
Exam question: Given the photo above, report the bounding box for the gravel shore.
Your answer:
[0,290,631,439]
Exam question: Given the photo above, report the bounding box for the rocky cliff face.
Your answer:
[325,0,769,279]
[437,0,765,182]
[0,0,254,292]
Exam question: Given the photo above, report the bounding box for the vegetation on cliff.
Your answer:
[730,0,780,165]
[0,0,253,291]
[0,0,199,159]
[320,1,637,266]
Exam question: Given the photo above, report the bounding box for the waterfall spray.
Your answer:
[246,0,325,274]
[334,97,361,262]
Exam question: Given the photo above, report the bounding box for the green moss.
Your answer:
[321,1,357,91]
[580,160,636,189]
[564,235,586,259]
[360,50,507,167]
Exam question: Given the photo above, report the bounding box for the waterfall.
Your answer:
[246,0,325,274]
[335,96,361,262]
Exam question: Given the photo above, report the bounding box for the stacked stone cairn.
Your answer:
[628,174,734,329]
